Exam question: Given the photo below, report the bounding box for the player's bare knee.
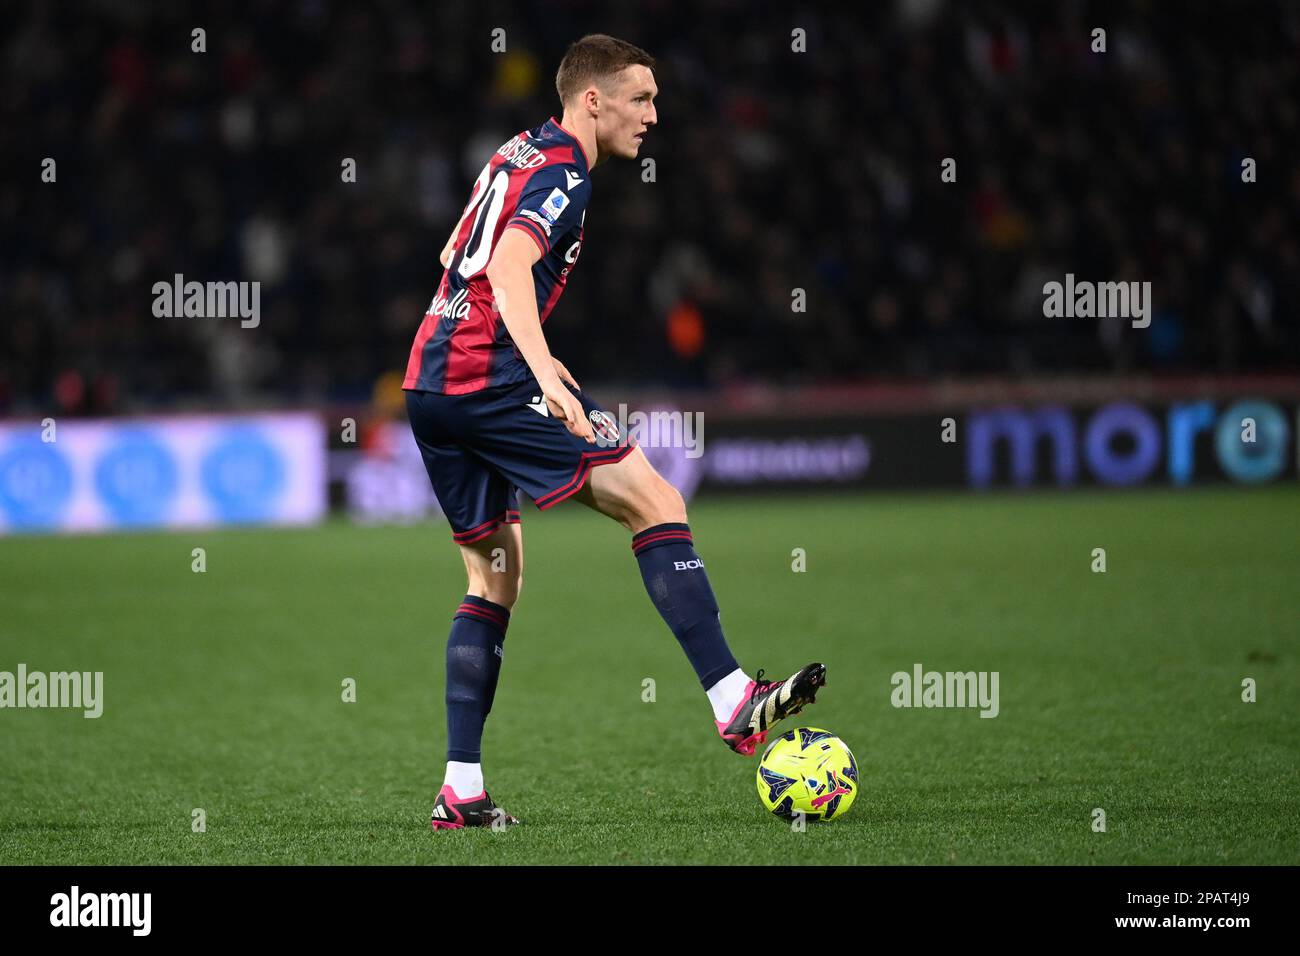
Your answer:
[470,574,519,609]
[590,488,637,531]
[653,482,687,525]
[630,479,686,530]
[464,560,521,609]
[491,582,520,610]
[606,501,638,532]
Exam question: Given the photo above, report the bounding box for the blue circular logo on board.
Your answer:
[0,438,74,529]
[1215,400,1289,484]
[93,431,180,525]
[200,427,285,522]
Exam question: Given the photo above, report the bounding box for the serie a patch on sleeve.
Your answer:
[540,187,570,224]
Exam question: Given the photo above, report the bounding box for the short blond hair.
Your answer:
[555,34,656,106]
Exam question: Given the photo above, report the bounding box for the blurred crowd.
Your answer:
[2,0,1297,415]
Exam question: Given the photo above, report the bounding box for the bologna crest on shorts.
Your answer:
[588,409,620,444]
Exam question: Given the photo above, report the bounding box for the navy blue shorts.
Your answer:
[405,378,636,544]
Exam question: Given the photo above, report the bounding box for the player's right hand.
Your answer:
[542,379,595,443]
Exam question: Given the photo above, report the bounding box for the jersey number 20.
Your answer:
[456,165,511,279]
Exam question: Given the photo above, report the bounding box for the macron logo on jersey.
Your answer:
[565,170,584,190]
[525,396,550,417]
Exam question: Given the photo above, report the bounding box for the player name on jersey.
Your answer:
[497,134,548,170]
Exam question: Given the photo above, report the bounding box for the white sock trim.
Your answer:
[444,760,484,800]
[705,667,752,723]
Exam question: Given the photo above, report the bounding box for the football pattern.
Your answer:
[756,727,858,821]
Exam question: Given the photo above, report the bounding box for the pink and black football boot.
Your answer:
[429,785,520,830]
[717,663,828,756]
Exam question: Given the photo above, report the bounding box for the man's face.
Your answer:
[594,65,658,161]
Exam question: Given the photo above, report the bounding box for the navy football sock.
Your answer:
[445,595,510,763]
[632,522,740,689]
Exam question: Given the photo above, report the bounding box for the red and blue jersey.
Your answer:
[403,117,592,394]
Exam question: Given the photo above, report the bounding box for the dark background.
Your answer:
[3,0,1297,416]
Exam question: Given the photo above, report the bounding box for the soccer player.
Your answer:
[403,34,826,829]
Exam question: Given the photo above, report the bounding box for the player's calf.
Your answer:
[459,522,523,609]
[434,515,523,831]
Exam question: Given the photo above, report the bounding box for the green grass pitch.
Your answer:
[1,487,1297,865]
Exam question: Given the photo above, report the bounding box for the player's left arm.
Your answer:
[499,162,592,393]
[486,230,593,442]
